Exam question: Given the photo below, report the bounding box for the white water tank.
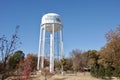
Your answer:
[41,13,62,32]
[37,13,64,73]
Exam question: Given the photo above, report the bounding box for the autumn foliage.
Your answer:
[22,54,32,80]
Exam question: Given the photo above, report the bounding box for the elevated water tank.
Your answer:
[41,13,62,32]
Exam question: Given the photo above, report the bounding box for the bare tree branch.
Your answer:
[0,25,20,69]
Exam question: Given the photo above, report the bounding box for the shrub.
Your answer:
[105,64,114,79]
[90,63,105,78]
[113,65,120,78]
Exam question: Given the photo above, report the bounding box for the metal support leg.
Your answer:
[37,27,42,70]
[41,26,46,69]
[50,24,54,73]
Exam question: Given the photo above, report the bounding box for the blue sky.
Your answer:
[0,0,120,57]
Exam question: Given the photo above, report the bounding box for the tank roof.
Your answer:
[41,13,62,25]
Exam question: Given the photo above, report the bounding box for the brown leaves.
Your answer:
[99,25,120,67]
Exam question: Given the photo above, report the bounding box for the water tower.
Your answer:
[37,13,64,72]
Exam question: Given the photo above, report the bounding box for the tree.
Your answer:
[22,53,38,80]
[23,54,33,80]
[31,54,38,71]
[94,25,120,79]
[44,59,49,68]
[81,51,88,68]
[70,49,90,73]
[60,58,72,71]
[90,63,105,78]
[114,64,120,79]
[105,64,113,79]
[70,49,81,72]
[8,50,24,70]
[90,63,99,78]
[98,64,105,79]
[16,59,24,80]
[0,62,3,71]
[0,26,20,80]
[85,50,106,78]
[55,60,61,71]
[0,26,20,69]
[60,58,66,72]
[105,25,120,67]
[65,58,73,71]
[98,26,120,69]
[86,50,99,67]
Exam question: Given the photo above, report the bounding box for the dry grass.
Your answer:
[49,72,101,80]
[6,72,119,80]
[33,72,118,80]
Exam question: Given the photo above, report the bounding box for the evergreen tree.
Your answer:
[90,63,99,78]
[98,64,105,79]
[114,65,120,78]
[105,64,113,79]
[8,50,24,70]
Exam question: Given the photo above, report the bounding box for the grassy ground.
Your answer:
[49,72,100,80]
[32,72,118,80]
[6,72,119,80]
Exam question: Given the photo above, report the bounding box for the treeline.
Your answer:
[89,26,120,79]
[0,26,38,79]
[0,50,38,79]
[1,25,120,79]
[66,26,120,79]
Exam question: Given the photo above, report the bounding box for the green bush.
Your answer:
[105,64,114,79]
[90,63,99,78]
[98,64,105,78]
[90,63,105,78]
[114,65,120,78]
